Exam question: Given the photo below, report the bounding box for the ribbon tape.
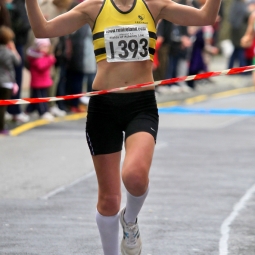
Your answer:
[0,65,254,106]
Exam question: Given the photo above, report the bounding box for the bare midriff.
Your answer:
[92,59,155,93]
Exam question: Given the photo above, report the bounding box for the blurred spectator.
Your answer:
[59,2,90,113]
[208,0,224,49]
[186,0,219,89]
[243,0,255,66]
[25,38,56,121]
[79,24,97,106]
[54,22,96,110]
[54,35,69,111]
[187,25,218,89]
[192,0,223,49]
[40,0,72,116]
[241,10,255,48]
[227,0,250,69]
[154,19,192,94]
[0,0,11,27]
[65,24,88,113]
[0,26,21,135]
[25,0,72,117]
[241,10,255,87]
[5,0,30,122]
[154,0,193,94]
[152,19,168,84]
[244,38,255,65]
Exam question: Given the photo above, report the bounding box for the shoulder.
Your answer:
[0,47,12,57]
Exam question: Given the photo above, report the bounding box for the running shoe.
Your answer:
[41,112,55,121]
[156,86,173,95]
[50,106,66,117]
[4,112,12,121]
[13,112,30,123]
[120,208,142,255]
[79,96,90,105]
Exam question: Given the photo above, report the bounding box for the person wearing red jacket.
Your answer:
[26,38,56,121]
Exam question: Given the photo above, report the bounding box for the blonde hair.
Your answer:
[0,25,15,45]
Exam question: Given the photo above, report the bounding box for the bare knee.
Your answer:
[122,164,149,196]
[97,193,121,216]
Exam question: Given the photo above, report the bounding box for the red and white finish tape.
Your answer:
[0,65,254,106]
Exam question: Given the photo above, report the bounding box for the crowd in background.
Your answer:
[0,0,255,134]
[153,0,255,94]
[0,0,96,134]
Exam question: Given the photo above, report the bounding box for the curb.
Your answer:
[9,112,87,137]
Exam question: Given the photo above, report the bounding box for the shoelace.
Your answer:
[125,223,139,246]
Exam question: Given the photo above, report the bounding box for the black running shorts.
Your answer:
[85,90,159,155]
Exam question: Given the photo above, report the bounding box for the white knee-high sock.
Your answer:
[96,209,119,255]
[124,185,149,224]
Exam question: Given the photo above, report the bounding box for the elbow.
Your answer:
[33,23,49,38]
[200,16,217,26]
[199,9,218,26]
[34,30,47,38]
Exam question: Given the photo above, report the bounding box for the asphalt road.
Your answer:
[0,91,255,255]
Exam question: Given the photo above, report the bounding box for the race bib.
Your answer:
[104,24,150,63]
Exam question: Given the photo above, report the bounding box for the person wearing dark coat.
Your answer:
[228,0,250,69]
[65,24,88,112]
[5,0,31,122]
[158,19,190,88]
[0,0,11,27]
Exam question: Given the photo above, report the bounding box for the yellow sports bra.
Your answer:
[92,0,157,63]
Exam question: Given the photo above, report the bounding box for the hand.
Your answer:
[211,46,219,55]
[241,35,253,48]
[6,41,16,51]
[204,44,219,55]
[12,83,19,96]
[215,15,221,23]
[181,36,192,48]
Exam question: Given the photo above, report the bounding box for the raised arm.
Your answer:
[156,0,222,26]
[25,0,97,38]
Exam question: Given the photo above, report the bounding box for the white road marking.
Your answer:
[40,142,169,200]
[40,171,95,200]
[219,183,255,255]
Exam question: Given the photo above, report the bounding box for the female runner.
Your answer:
[24,0,221,254]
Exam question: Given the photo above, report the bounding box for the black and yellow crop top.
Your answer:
[92,0,157,63]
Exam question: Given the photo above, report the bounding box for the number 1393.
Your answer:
[109,38,149,59]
